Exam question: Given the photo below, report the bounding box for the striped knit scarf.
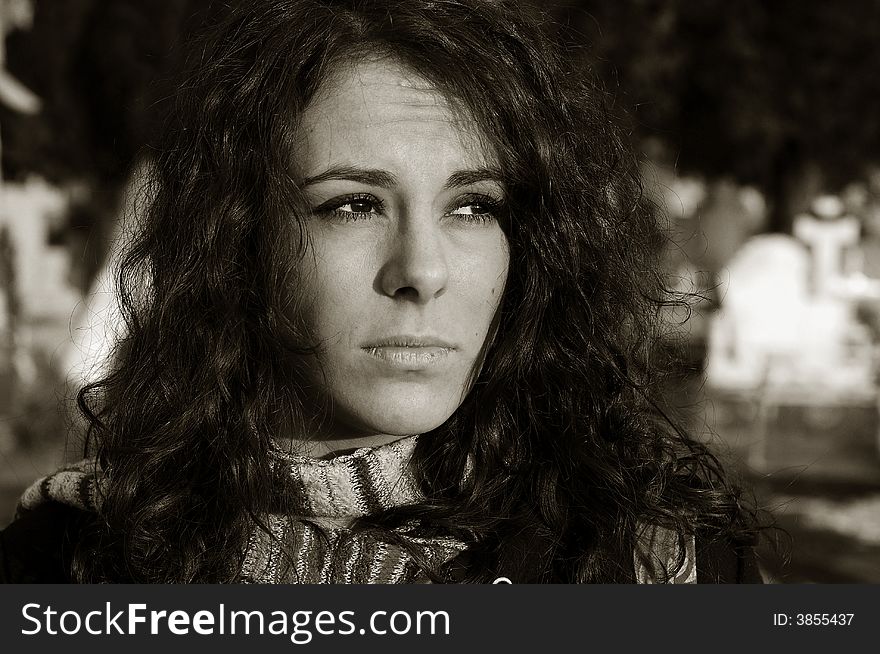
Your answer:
[17,435,695,583]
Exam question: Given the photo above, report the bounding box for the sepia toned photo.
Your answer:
[1,0,878,586]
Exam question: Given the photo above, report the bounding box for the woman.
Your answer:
[1,0,762,583]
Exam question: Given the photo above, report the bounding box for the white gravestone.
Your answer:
[707,216,875,399]
[707,235,810,390]
[793,200,860,297]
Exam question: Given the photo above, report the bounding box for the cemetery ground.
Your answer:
[752,475,880,583]
[707,394,880,583]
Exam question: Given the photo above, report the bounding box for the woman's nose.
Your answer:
[378,215,449,302]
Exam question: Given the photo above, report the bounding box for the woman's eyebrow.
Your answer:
[443,167,504,190]
[301,166,398,188]
[299,165,504,190]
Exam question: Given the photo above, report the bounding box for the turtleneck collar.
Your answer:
[268,434,422,519]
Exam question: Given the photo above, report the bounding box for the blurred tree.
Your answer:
[4,1,880,237]
[541,0,880,233]
[0,0,218,288]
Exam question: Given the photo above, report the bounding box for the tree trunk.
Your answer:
[766,144,823,234]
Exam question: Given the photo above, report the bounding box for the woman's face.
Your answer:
[293,58,509,441]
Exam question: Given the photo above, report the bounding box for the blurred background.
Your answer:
[1,0,879,582]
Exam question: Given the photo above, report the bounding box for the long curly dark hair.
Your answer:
[74,0,760,583]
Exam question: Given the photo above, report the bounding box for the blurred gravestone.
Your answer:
[794,196,861,296]
[707,234,811,391]
[707,204,880,481]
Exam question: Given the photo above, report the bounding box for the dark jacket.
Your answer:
[0,501,764,583]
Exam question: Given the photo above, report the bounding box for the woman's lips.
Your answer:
[361,337,455,370]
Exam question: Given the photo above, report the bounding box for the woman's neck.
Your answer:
[280,432,414,460]
[278,409,418,459]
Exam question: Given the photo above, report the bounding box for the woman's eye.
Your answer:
[449,197,501,224]
[339,198,378,214]
[315,195,383,221]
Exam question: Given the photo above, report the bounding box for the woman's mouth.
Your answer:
[361,336,455,370]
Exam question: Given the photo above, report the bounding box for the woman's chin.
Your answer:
[314,373,469,440]
[336,396,458,439]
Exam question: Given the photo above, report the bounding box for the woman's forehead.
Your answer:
[314,58,448,113]
[296,59,497,172]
